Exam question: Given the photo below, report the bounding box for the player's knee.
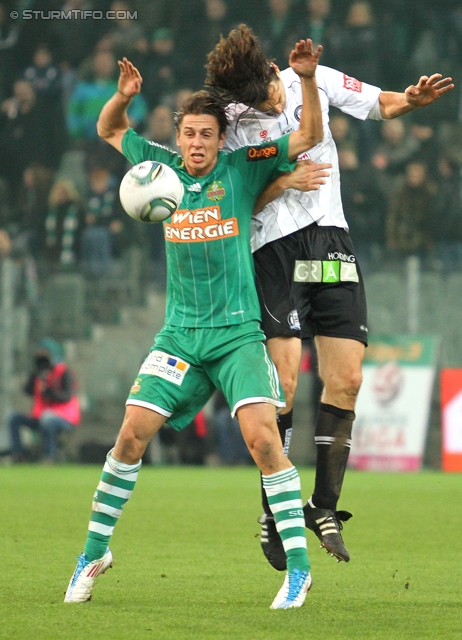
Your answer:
[245,422,281,465]
[324,369,362,401]
[39,411,58,431]
[279,375,297,409]
[117,415,145,452]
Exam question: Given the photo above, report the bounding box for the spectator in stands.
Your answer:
[371,118,421,198]
[23,44,68,164]
[256,0,298,67]
[0,80,55,196]
[386,158,435,262]
[8,338,80,463]
[99,0,148,65]
[140,28,182,109]
[173,88,194,111]
[44,180,85,269]
[338,147,386,272]
[329,113,359,153]
[293,0,336,66]
[143,104,178,151]
[53,0,106,70]
[80,152,127,275]
[23,44,61,103]
[329,1,380,85]
[67,50,147,143]
[16,163,55,259]
[176,0,235,90]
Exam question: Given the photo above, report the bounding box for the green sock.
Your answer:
[84,450,141,561]
[262,466,310,573]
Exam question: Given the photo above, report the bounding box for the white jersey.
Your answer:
[224,65,383,252]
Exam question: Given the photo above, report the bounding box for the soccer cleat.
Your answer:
[258,513,286,571]
[64,549,113,602]
[270,569,312,609]
[303,502,352,562]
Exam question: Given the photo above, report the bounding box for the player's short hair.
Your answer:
[175,90,229,136]
[205,24,278,108]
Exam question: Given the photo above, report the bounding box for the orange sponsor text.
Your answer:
[165,206,239,243]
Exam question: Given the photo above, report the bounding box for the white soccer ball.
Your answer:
[119,161,184,223]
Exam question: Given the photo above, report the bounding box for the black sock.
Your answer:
[311,403,355,511]
[260,410,293,516]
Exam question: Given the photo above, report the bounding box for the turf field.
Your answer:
[1,465,461,639]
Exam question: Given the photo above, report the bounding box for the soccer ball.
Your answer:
[119,161,184,223]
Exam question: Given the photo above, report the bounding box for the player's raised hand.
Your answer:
[117,57,143,98]
[289,39,322,79]
[405,73,454,107]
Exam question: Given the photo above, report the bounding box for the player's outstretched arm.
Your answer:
[253,160,331,215]
[379,73,454,119]
[287,39,323,161]
[97,57,143,152]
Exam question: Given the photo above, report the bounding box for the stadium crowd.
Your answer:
[0,0,461,308]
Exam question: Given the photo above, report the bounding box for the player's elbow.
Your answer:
[299,129,322,152]
[96,118,112,140]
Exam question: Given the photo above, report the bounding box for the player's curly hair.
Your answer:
[175,90,229,135]
[205,24,278,108]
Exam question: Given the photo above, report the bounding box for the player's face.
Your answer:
[177,114,225,176]
[256,77,286,115]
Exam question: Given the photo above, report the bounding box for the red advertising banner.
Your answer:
[441,369,462,472]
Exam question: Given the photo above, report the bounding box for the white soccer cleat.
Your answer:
[270,569,312,610]
[64,549,113,602]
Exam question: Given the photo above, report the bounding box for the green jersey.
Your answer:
[122,128,295,328]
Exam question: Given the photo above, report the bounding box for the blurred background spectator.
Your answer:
[386,159,435,264]
[7,337,80,463]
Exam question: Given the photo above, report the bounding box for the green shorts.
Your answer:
[126,320,284,430]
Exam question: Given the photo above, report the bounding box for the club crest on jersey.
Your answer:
[206,181,225,201]
[140,350,190,386]
[294,105,302,122]
[343,74,362,92]
[288,310,301,330]
[246,144,278,161]
[260,130,268,138]
[130,377,142,394]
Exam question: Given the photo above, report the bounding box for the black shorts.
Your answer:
[253,225,368,344]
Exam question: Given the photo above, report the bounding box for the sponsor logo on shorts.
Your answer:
[294,260,359,283]
[343,74,362,92]
[327,252,355,263]
[206,180,225,201]
[294,105,302,122]
[140,350,190,385]
[283,428,292,455]
[246,144,279,161]
[165,206,239,243]
[288,309,301,330]
[130,377,142,394]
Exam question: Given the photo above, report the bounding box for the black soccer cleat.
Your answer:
[303,502,352,562]
[258,513,287,571]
